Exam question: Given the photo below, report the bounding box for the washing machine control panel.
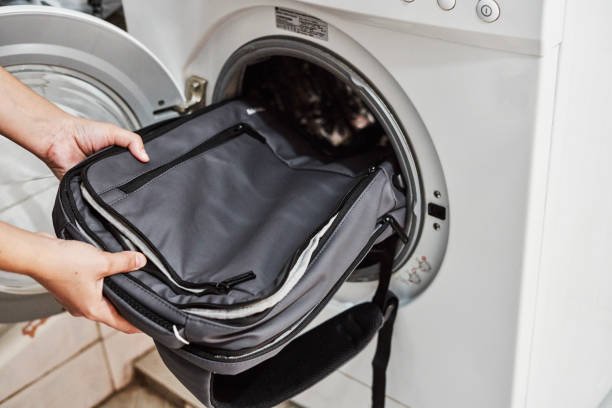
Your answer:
[297,0,564,55]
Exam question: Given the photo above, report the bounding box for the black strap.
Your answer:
[209,302,384,408]
[371,235,399,408]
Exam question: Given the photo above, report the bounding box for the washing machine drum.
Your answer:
[53,99,406,408]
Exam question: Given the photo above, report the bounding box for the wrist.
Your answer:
[0,67,74,158]
[0,222,63,279]
[20,234,63,280]
[31,114,76,161]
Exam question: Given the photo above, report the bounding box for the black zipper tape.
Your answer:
[215,271,257,293]
[308,167,379,262]
[382,214,409,244]
[118,124,246,194]
[136,264,257,297]
[105,278,174,332]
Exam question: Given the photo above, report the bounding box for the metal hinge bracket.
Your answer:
[173,75,207,114]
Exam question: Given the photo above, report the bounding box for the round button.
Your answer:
[437,0,456,11]
[476,0,500,23]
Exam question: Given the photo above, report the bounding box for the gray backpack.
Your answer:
[53,100,406,408]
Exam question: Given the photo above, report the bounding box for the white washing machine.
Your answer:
[1,1,612,407]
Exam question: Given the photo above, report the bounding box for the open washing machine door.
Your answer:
[0,5,186,322]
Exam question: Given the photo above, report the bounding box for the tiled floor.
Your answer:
[97,380,299,408]
[2,343,113,408]
[97,383,178,408]
[0,314,300,408]
[0,314,154,407]
[131,350,299,408]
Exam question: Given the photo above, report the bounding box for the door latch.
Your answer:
[173,76,207,114]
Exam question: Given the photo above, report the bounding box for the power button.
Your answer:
[476,0,500,23]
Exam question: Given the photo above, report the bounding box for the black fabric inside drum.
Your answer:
[241,55,390,160]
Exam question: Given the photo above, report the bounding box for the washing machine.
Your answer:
[1,1,612,407]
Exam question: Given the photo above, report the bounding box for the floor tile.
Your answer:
[98,322,118,339]
[0,343,113,408]
[135,350,299,408]
[102,331,154,389]
[135,350,204,408]
[0,313,99,402]
[292,370,409,408]
[97,383,177,408]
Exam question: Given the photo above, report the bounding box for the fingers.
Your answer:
[108,126,150,162]
[101,251,147,277]
[92,299,141,334]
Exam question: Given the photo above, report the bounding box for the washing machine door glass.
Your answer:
[0,5,183,322]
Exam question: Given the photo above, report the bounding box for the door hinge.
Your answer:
[173,76,207,114]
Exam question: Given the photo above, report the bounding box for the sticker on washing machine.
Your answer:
[275,7,329,41]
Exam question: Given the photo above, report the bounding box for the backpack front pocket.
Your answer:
[81,123,368,310]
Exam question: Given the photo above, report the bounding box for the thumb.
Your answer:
[107,126,150,163]
[101,251,147,277]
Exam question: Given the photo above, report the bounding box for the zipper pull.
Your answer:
[172,325,190,345]
[215,271,256,293]
[382,215,409,244]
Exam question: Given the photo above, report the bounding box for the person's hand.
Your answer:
[0,68,149,333]
[0,67,149,178]
[41,116,150,179]
[30,234,147,334]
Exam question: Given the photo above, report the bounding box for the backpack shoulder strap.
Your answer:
[371,236,399,408]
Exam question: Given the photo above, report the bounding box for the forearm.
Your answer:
[0,221,52,278]
[0,220,143,333]
[0,66,70,158]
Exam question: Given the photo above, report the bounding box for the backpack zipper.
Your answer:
[214,271,256,294]
[381,214,409,244]
[117,124,246,194]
